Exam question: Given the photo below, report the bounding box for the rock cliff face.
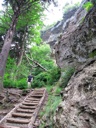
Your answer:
[55,6,96,69]
[53,5,96,128]
[41,6,78,50]
[41,1,96,128]
[53,4,96,128]
[54,61,96,128]
[42,1,96,69]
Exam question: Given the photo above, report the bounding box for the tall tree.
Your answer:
[0,0,45,90]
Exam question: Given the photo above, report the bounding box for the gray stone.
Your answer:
[54,62,96,128]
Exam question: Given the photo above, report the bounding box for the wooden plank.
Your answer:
[33,92,43,94]
[0,126,21,128]
[32,94,43,96]
[30,95,42,98]
[16,108,34,113]
[22,102,38,106]
[26,98,40,101]
[7,118,30,124]
[12,112,32,118]
[19,105,36,109]
[28,89,46,128]
[25,100,39,103]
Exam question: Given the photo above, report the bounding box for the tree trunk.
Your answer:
[17,27,27,67]
[17,41,24,67]
[0,15,18,90]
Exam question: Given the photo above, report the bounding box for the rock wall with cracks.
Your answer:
[53,5,96,128]
[54,60,96,128]
[55,6,96,69]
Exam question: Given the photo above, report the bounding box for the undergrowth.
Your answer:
[39,67,75,128]
[39,86,62,128]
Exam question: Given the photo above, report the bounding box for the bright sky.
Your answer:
[0,0,82,25]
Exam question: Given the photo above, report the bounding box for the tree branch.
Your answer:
[25,53,48,72]
[25,52,37,68]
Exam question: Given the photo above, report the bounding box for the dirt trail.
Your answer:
[0,88,47,128]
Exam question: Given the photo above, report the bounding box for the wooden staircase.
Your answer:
[0,88,46,128]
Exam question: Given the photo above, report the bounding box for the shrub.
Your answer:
[61,67,75,88]
[4,74,27,89]
[32,72,51,88]
[39,94,62,128]
[50,67,61,83]
[4,73,15,88]
[4,79,12,88]
[32,67,61,88]
[17,78,27,89]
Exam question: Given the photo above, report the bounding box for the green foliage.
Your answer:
[32,67,60,88]
[54,87,62,94]
[4,56,28,89]
[31,44,53,69]
[39,86,62,128]
[0,8,13,35]
[89,50,96,58]
[30,44,58,80]
[50,67,61,83]
[45,95,61,114]
[32,72,50,88]
[4,79,15,88]
[83,2,93,11]
[45,85,53,93]
[16,78,27,89]
[14,62,29,79]
[4,43,61,89]
[16,2,44,45]
[4,74,27,89]
[60,67,75,88]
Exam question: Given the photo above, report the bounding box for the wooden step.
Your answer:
[35,89,44,92]
[28,96,42,98]
[32,92,43,94]
[22,102,38,106]
[32,93,43,95]
[25,100,39,103]
[12,112,32,118]
[5,122,28,128]
[26,98,40,101]
[16,108,34,113]
[1,125,21,128]
[7,118,30,124]
[31,95,42,98]
[19,105,36,109]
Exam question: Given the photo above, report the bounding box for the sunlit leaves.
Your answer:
[30,44,54,69]
[83,2,93,11]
